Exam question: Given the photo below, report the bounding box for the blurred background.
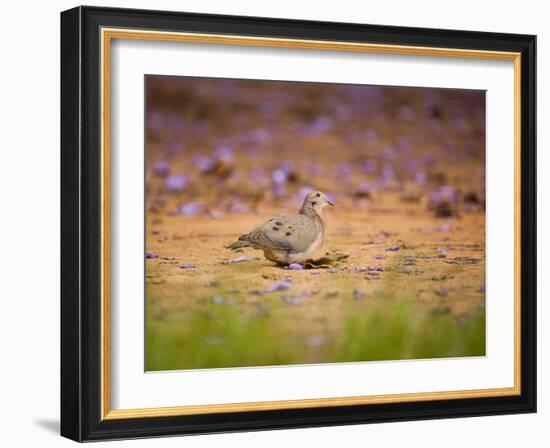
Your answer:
[145,76,486,218]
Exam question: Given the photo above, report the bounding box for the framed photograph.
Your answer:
[60,6,536,442]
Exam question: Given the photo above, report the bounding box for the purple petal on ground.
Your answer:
[362,159,378,173]
[353,289,365,300]
[264,281,292,293]
[399,106,415,121]
[368,265,385,272]
[145,251,158,259]
[147,112,164,134]
[271,168,287,184]
[434,224,452,232]
[213,146,234,162]
[356,181,374,194]
[364,130,378,143]
[386,245,400,251]
[251,127,270,142]
[194,155,215,172]
[165,174,188,192]
[287,263,304,270]
[353,266,368,273]
[272,183,286,197]
[230,203,249,213]
[151,160,170,177]
[225,256,255,264]
[179,202,202,216]
[308,117,333,136]
[166,141,185,154]
[250,167,267,184]
[180,263,195,269]
[403,158,418,171]
[372,255,386,260]
[414,172,428,185]
[380,147,396,161]
[422,153,435,165]
[381,164,395,179]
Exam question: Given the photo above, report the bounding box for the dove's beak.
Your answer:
[327,200,334,207]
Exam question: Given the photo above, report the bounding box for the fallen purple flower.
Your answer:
[414,172,428,185]
[180,263,194,269]
[286,263,303,270]
[353,289,365,300]
[272,169,287,184]
[362,159,377,173]
[386,245,400,251]
[145,251,158,259]
[230,203,249,213]
[165,174,188,192]
[151,160,170,177]
[194,155,215,172]
[368,265,385,272]
[372,255,386,260]
[434,224,452,232]
[264,281,292,293]
[179,202,202,216]
[213,146,234,162]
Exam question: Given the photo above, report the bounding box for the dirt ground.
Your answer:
[145,197,485,370]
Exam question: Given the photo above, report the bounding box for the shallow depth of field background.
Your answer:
[145,76,486,371]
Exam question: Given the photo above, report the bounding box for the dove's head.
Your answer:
[300,191,334,215]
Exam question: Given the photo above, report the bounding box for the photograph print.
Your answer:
[144,75,486,372]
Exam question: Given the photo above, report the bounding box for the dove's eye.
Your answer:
[316,193,321,197]
[311,201,317,205]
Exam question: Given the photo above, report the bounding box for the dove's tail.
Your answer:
[226,237,252,250]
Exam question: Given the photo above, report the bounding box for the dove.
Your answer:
[227,191,333,265]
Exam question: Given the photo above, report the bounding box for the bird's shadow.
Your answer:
[34,419,59,435]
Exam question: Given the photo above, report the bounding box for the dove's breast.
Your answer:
[263,218,324,264]
[290,230,324,262]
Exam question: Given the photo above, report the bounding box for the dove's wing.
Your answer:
[242,214,321,254]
